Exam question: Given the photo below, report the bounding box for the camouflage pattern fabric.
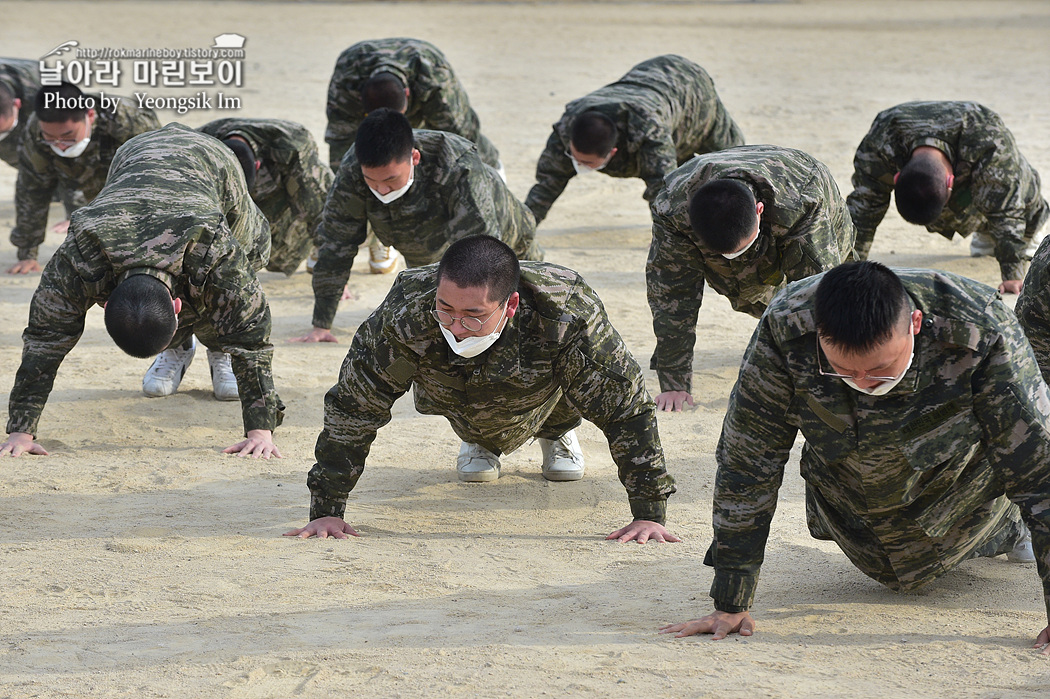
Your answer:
[324,37,499,170]
[647,145,856,393]
[199,117,334,275]
[706,268,1050,622]
[307,262,677,524]
[5,123,283,438]
[0,58,40,168]
[847,101,1049,281]
[11,93,160,261]
[312,129,541,329]
[524,55,744,224]
[1017,237,1050,387]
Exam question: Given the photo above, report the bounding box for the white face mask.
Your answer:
[722,230,760,260]
[439,304,507,358]
[570,153,607,175]
[841,331,915,396]
[0,111,18,142]
[369,163,414,204]
[48,119,92,159]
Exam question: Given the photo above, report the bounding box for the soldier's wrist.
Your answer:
[310,491,348,521]
[16,246,39,261]
[629,498,666,525]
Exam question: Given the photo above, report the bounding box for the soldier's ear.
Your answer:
[172,297,183,315]
[254,160,262,172]
[411,148,421,167]
[893,171,900,185]
[505,292,520,319]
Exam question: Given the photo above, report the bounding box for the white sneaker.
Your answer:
[1007,528,1036,563]
[970,231,995,257]
[457,442,501,482]
[207,350,239,401]
[539,430,585,481]
[305,246,318,274]
[143,340,196,397]
[1025,229,1047,260]
[369,240,402,274]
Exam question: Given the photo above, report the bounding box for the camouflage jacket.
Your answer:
[647,145,856,393]
[0,58,40,168]
[6,123,282,438]
[198,117,333,250]
[524,55,744,224]
[324,37,499,169]
[307,262,677,523]
[847,101,1049,281]
[708,269,1050,622]
[12,93,159,260]
[312,129,540,329]
[1017,238,1050,387]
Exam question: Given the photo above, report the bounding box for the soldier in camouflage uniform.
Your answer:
[647,145,856,411]
[524,55,744,225]
[0,123,283,459]
[660,261,1050,654]
[295,109,541,343]
[0,58,40,169]
[847,101,1049,294]
[9,82,159,274]
[199,117,334,275]
[324,37,500,171]
[285,236,678,542]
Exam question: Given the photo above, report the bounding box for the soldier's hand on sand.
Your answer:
[50,219,70,235]
[999,279,1023,295]
[1035,625,1050,655]
[659,611,755,639]
[284,516,360,539]
[289,327,338,343]
[606,519,682,543]
[0,432,49,457]
[655,390,694,412]
[7,259,41,274]
[223,429,282,458]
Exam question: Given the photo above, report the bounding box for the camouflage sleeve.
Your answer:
[287,140,335,234]
[324,77,362,171]
[311,166,369,329]
[1016,255,1050,387]
[645,217,706,393]
[201,237,283,434]
[524,129,574,224]
[974,155,1030,282]
[6,246,98,435]
[632,114,678,203]
[845,140,895,261]
[11,139,59,260]
[705,316,797,613]
[306,292,418,520]
[555,284,676,523]
[445,165,504,241]
[972,300,1050,622]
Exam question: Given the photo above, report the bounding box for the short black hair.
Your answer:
[437,236,520,305]
[34,82,91,122]
[689,179,759,254]
[355,108,414,168]
[815,261,910,355]
[570,111,617,157]
[222,137,257,190]
[361,72,408,113]
[0,82,16,116]
[894,158,950,225]
[104,274,178,358]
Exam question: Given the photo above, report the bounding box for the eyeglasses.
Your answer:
[815,336,907,381]
[431,302,505,333]
[38,136,82,148]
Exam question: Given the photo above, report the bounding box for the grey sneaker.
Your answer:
[207,350,239,401]
[457,442,501,482]
[142,339,196,397]
[1007,527,1036,563]
[970,231,995,257]
[539,430,585,481]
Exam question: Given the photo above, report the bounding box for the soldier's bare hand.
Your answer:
[7,259,42,274]
[999,279,1023,295]
[606,520,682,543]
[284,516,360,539]
[1034,625,1050,655]
[0,432,49,457]
[655,390,694,412]
[341,284,357,301]
[223,429,282,458]
[289,327,338,343]
[659,611,755,639]
[50,219,70,235]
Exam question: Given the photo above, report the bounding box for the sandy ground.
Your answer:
[1,1,1050,696]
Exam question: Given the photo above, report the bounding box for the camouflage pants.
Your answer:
[265,210,316,275]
